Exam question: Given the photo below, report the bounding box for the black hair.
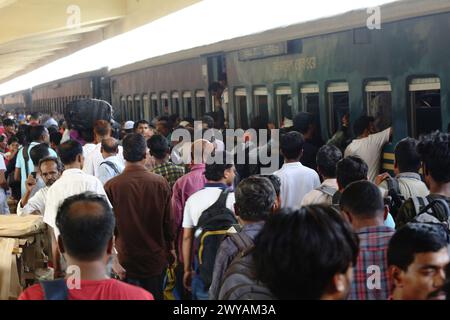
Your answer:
[30,143,50,167]
[417,132,450,184]
[202,115,215,129]
[253,205,359,300]
[38,156,63,172]
[30,112,40,121]
[388,223,449,271]
[57,140,83,165]
[122,133,146,162]
[3,118,15,127]
[7,136,19,145]
[336,156,368,189]
[340,181,384,219]
[316,144,342,178]
[14,131,27,146]
[147,134,169,160]
[55,192,115,261]
[134,120,149,130]
[80,129,95,143]
[47,125,59,135]
[280,131,304,160]
[255,174,281,197]
[204,151,233,181]
[353,116,375,137]
[293,112,315,134]
[50,131,62,147]
[235,176,276,222]
[394,137,421,173]
[29,125,47,142]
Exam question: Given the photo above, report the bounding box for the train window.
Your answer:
[172,92,181,117]
[151,94,158,119]
[134,95,142,120]
[365,80,392,132]
[183,91,193,119]
[253,87,269,124]
[409,77,442,137]
[161,92,169,115]
[195,90,206,119]
[120,96,126,121]
[235,88,248,130]
[276,86,292,128]
[301,83,321,136]
[143,95,150,121]
[127,96,133,120]
[327,82,349,134]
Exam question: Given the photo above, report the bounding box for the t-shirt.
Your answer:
[19,278,154,300]
[344,128,391,182]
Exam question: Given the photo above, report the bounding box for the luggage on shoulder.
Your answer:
[64,99,112,133]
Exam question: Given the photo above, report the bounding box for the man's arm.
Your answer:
[48,226,63,278]
[182,227,194,291]
[14,167,20,183]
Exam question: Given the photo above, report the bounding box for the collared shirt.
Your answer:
[344,128,391,182]
[43,168,110,238]
[82,143,96,157]
[209,221,264,300]
[16,142,57,196]
[83,143,124,177]
[171,163,207,263]
[301,178,338,206]
[105,165,174,278]
[97,155,125,185]
[151,161,185,188]
[274,162,320,210]
[350,225,395,300]
[17,186,48,216]
[182,183,235,228]
[378,172,429,199]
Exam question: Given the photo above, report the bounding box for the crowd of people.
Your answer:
[0,106,449,301]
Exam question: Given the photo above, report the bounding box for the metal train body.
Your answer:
[1,0,449,170]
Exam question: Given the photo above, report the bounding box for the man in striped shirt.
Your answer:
[340,180,395,300]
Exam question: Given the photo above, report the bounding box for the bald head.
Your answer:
[101,137,119,157]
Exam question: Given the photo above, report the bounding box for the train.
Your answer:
[1,0,450,172]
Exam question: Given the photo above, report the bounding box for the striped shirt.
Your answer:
[349,225,395,300]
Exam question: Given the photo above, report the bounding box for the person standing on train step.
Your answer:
[14,125,57,198]
[340,181,395,300]
[396,132,450,228]
[20,192,154,300]
[292,112,322,170]
[83,120,124,178]
[344,116,392,182]
[182,151,236,300]
[105,133,175,300]
[388,223,450,300]
[148,135,185,188]
[302,144,342,206]
[274,131,320,210]
[97,138,124,185]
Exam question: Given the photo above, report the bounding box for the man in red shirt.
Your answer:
[19,192,153,300]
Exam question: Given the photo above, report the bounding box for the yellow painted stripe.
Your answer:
[382,163,395,171]
[383,153,395,161]
[198,230,229,265]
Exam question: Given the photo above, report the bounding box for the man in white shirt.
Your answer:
[83,120,124,177]
[182,151,236,299]
[97,138,124,185]
[17,157,62,216]
[44,140,111,276]
[375,137,429,199]
[344,116,392,182]
[274,131,320,209]
[302,144,342,206]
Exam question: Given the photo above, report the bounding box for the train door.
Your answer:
[275,86,292,128]
[127,96,133,120]
[120,96,126,121]
[151,94,158,119]
[409,77,442,137]
[234,88,248,130]
[161,92,169,115]
[183,91,193,119]
[134,95,142,120]
[253,87,269,125]
[195,90,206,119]
[365,80,392,132]
[172,92,181,117]
[327,82,349,135]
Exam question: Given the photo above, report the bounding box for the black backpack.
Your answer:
[385,177,405,219]
[412,197,450,228]
[193,190,237,289]
[218,232,274,300]
[64,99,112,133]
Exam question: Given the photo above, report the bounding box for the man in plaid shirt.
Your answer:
[340,180,395,300]
[148,134,185,188]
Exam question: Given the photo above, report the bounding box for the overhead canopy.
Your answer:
[0,0,200,84]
